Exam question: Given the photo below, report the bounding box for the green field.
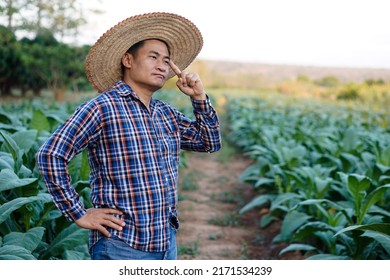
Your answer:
[0,85,389,259]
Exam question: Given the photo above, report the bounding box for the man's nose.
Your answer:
[156,59,168,72]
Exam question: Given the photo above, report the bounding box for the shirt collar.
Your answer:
[112,80,157,109]
[112,80,135,97]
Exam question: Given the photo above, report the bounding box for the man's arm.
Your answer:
[35,102,125,237]
[169,60,222,152]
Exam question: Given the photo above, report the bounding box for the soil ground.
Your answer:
[176,151,303,260]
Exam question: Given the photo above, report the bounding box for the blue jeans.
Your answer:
[90,227,177,260]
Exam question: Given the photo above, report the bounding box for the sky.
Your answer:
[78,0,390,69]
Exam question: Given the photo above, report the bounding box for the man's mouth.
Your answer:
[153,73,166,80]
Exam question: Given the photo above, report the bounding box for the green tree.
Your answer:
[0,0,98,100]
[0,0,99,40]
[0,25,21,96]
[31,0,86,39]
[0,0,32,30]
[19,29,89,100]
[18,35,48,96]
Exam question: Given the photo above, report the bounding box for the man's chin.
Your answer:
[150,83,164,92]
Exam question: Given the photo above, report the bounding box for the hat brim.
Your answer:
[85,12,203,93]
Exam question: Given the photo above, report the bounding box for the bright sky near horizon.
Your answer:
[79,0,390,69]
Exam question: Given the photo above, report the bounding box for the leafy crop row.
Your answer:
[228,97,390,259]
[0,101,91,259]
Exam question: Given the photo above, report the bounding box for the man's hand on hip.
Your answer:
[75,208,125,237]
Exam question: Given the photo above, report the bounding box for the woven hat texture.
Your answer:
[85,12,203,92]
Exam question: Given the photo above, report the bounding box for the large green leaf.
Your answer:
[306,253,351,260]
[279,243,317,256]
[297,198,353,224]
[30,109,51,132]
[335,223,390,236]
[44,109,71,125]
[41,223,88,259]
[292,221,335,242]
[0,245,37,260]
[239,194,274,214]
[373,164,390,182]
[11,130,38,154]
[259,213,277,228]
[346,173,372,219]
[68,150,90,182]
[254,177,275,189]
[379,175,390,185]
[280,211,311,240]
[0,196,41,224]
[341,127,361,152]
[62,244,90,260]
[314,177,332,197]
[0,130,19,161]
[0,152,13,170]
[378,145,390,166]
[80,150,90,181]
[347,174,372,198]
[270,192,301,211]
[340,153,359,172]
[361,230,390,255]
[359,184,390,224]
[3,227,45,252]
[0,168,38,192]
[0,110,14,125]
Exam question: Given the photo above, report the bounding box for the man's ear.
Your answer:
[121,53,133,69]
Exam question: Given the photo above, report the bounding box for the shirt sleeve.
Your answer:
[178,96,222,152]
[35,101,101,222]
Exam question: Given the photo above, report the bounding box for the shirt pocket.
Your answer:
[161,124,180,157]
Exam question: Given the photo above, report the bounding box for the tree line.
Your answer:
[0,0,99,100]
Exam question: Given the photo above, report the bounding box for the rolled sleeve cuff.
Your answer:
[62,201,87,222]
[191,95,213,114]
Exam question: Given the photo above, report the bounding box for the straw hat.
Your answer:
[85,12,203,93]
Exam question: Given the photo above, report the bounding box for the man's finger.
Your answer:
[169,60,182,77]
[103,220,124,231]
[102,208,123,215]
[104,214,126,227]
[97,225,111,237]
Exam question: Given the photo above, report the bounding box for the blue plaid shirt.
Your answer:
[36,80,221,252]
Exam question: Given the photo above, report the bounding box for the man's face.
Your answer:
[125,39,170,92]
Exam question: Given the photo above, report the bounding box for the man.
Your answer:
[35,12,221,260]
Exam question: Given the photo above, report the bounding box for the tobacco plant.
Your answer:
[231,98,390,259]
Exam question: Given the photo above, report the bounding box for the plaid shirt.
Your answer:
[36,80,221,252]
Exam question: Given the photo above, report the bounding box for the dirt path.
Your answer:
[176,151,302,260]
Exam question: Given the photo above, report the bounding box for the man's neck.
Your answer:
[124,79,154,110]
